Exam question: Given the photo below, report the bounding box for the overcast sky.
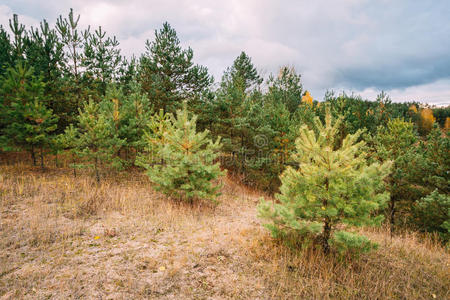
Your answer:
[1,0,449,105]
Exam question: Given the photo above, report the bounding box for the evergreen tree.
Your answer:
[258,109,391,254]
[412,191,449,243]
[24,20,64,85]
[24,19,68,129]
[139,22,213,112]
[410,124,449,242]
[223,51,262,93]
[324,91,405,138]
[266,66,303,114]
[368,118,422,232]
[137,108,172,163]
[56,8,88,119]
[0,62,58,166]
[56,9,83,80]
[82,26,123,96]
[137,102,225,202]
[9,14,26,62]
[100,82,153,163]
[417,124,449,195]
[211,52,263,172]
[69,100,125,182]
[0,26,13,76]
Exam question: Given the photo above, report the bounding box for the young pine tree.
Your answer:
[69,100,125,182]
[258,109,391,255]
[109,81,153,161]
[138,103,225,203]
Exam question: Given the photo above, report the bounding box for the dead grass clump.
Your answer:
[240,227,449,299]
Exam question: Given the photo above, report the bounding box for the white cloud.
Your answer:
[0,0,449,104]
[355,79,450,106]
[0,5,39,29]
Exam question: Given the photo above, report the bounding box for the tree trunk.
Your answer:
[31,146,36,166]
[40,147,44,170]
[72,153,77,177]
[240,134,245,175]
[321,218,331,254]
[94,156,100,183]
[389,197,396,237]
[321,177,331,254]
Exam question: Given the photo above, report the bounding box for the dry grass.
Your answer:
[0,156,449,299]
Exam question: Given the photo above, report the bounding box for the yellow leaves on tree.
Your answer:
[409,104,418,114]
[445,117,450,131]
[301,91,313,106]
[419,108,436,134]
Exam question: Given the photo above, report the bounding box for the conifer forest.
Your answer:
[0,7,449,300]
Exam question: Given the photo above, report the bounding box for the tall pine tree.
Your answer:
[139,22,213,112]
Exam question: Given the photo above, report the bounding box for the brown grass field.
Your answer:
[0,153,449,299]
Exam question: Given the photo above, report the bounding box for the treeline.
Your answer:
[0,10,449,243]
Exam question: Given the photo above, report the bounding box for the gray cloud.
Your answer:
[1,0,449,104]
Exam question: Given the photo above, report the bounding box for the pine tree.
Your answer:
[412,191,450,243]
[0,62,58,166]
[0,26,13,76]
[22,99,58,168]
[417,124,449,195]
[138,102,225,202]
[139,22,212,112]
[258,109,391,254]
[69,100,125,182]
[56,8,86,118]
[56,9,83,80]
[223,51,262,93]
[410,124,450,242]
[211,52,263,177]
[9,14,26,62]
[266,66,303,114]
[369,118,422,233]
[82,26,123,96]
[101,82,153,163]
[23,19,69,129]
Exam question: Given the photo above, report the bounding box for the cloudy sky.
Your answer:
[1,0,449,105]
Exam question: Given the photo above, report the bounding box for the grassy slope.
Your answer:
[0,161,449,299]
